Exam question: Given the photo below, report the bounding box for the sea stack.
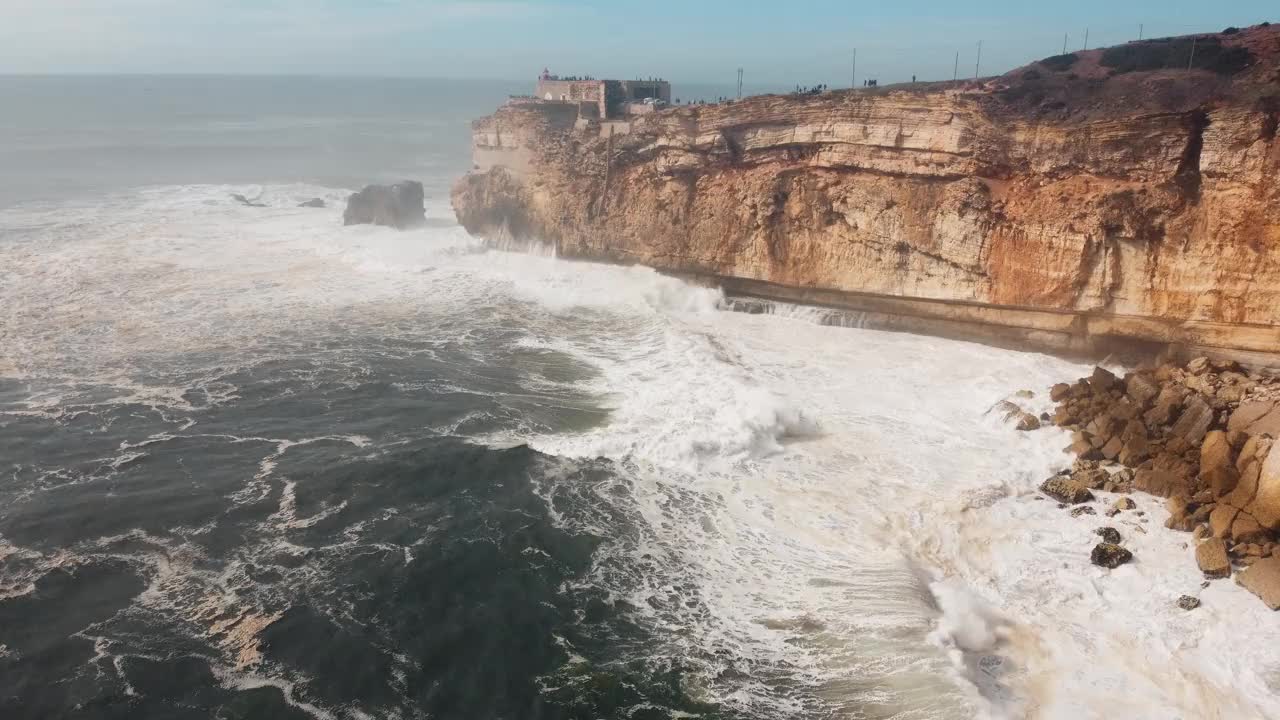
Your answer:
[344,181,426,229]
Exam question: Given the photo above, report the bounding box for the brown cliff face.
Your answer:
[454,26,1280,360]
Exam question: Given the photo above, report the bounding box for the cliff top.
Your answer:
[989,22,1280,121]
[608,22,1279,127]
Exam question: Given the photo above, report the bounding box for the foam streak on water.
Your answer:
[3,184,1280,719]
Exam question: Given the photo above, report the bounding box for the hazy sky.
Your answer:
[1,1,1275,85]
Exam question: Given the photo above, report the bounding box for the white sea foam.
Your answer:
[4,183,1280,719]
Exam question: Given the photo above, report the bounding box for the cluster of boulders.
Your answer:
[1021,357,1280,610]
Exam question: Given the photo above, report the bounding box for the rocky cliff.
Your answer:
[453,26,1280,361]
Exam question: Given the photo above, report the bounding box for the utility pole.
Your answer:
[1062,33,1068,55]
[1187,38,1198,71]
[1083,28,1089,51]
[974,40,982,80]
[953,51,959,81]
[1139,24,1144,41]
[851,49,857,89]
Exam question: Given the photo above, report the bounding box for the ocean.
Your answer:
[2,75,1279,720]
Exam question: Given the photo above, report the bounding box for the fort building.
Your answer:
[533,70,671,120]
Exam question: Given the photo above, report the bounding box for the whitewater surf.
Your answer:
[3,182,1279,719]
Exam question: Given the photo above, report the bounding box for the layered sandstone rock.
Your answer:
[454,25,1280,359]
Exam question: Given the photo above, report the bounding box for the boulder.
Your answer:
[1072,467,1110,489]
[1237,435,1269,473]
[1168,394,1214,446]
[1089,366,1121,393]
[1165,500,1197,531]
[1125,373,1161,408]
[1224,460,1262,510]
[1134,467,1190,498]
[1119,431,1151,468]
[1187,357,1211,375]
[1071,506,1096,518]
[1069,433,1103,460]
[1228,400,1280,437]
[1227,430,1251,451]
[1095,526,1122,544]
[1112,497,1136,512]
[1247,444,1280,530]
[1085,414,1121,442]
[1177,595,1202,610]
[1209,504,1241,539]
[1101,436,1124,461]
[1231,512,1270,545]
[1144,388,1184,427]
[1015,412,1041,431]
[1050,383,1072,402]
[1199,431,1239,497]
[1196,538,1231,578]
[298,198,326,208]
[1236,555,1280,609]
[343,181,426,229]
[1091,543,1133,569]
[1040,477,1094,504]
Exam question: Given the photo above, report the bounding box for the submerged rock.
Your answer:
[298,198,326,208]
[1091,543,1133,569]
[1177,595,1202,610]
[231,193,267,207]
[343,181,426,229]
[1112,497,1136,512]
[1095,526,1122,544]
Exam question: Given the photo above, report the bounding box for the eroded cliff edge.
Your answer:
[453,27,1280,361]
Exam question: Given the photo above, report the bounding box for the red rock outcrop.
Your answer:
[454,26,1280,360]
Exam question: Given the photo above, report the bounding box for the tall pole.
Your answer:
[1139,24,1144,41]
[953,51,959,81]
[737,67,743,98]
[974,40,982,80]
[1187,38,1198,71]
[852,49,857,89]
[1083,28,1089,51]
[1062,33,1068,55]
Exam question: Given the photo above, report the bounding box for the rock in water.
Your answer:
[1040,476,1095,504]
[298,198,326,208]
[343,181,425,229]
[1095,526,1122,544]
[231,193,267,207]
[1177,595,1202,611]
[1091,543,1133,568]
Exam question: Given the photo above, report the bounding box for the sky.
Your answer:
[0,0,1275,86]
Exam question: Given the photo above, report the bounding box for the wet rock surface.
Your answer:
[1040,476,1095,504]
[1091,543,1133,569]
